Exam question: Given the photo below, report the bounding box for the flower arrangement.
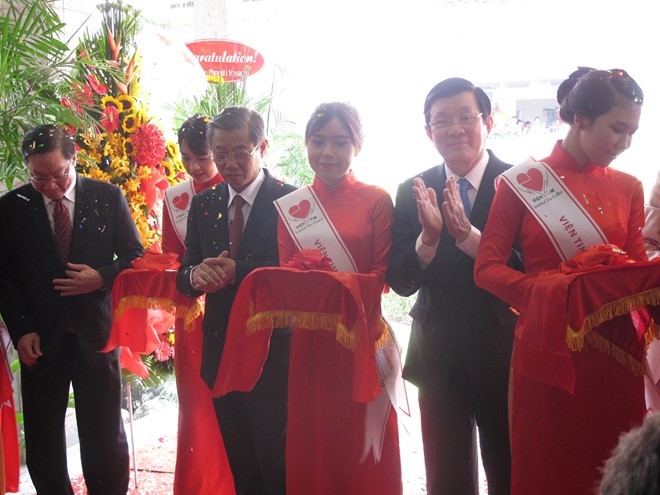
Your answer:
[63,2,183,377]
[154,329,175,363]
[65,1,186,249]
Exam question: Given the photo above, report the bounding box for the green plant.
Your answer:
[169,68,311,187]
[121,356,175,413]
[381,290,414,325]
[0,0,108,189]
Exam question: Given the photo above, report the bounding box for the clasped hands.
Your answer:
[53,263,104,296]
[191,250,236,293]
[413,176,471,245]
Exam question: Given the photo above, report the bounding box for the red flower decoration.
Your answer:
[63,124,77,135]
[100,105,120,132]
[154,340,173,362]
[86,73,108,95]
[61,97,82,114]
[132,123,167,167]
[72,82,94,107]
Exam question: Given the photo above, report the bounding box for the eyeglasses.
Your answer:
[212,143,261,165]
[29,168,71,183]
[428,113,483,130]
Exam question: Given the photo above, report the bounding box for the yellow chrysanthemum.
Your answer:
[123,178,141,193]
[135,166,152,180]
[116,94,136,113]
[82,133,104,150]
[132,192,146,206]
[122,114,140,133]
[83,148,103,164]
[110,156,131,176]
[107,133,128,160]
[83,168,112,182]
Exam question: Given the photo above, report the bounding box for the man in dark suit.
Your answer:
[176,107,295,495]
[387,78,518,495]
[0,124,144,494]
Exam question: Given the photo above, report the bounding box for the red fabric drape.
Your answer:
[514,249,660,393]
[0,325,18,494]
[107,253,234,494]
[213,266,385,403]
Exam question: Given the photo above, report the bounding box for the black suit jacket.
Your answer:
[176,169,296,388]
[386,151,519,388]
[0,176,144,368]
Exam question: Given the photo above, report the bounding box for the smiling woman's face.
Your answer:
[306,117,357,186]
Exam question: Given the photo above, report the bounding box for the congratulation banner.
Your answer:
[185,39,264,83]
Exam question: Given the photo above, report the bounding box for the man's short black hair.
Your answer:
[423,77,492,124]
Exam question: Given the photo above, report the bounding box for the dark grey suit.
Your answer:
[177,168,295,495]
[387,151,518,495]
[0,175,144,495]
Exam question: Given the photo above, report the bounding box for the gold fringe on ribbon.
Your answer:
[179,298,204,332]
[566,288,660,352]
[114,295,204,333]
[585,331,647,377]
[245,309,358,351]
[115,295,176,319]
[375,318,391,350]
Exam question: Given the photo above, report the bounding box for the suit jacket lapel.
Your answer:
[212,182,231,252]
[23,185,61,268]
[70,176,88,262]
[239,171,276,254]
[471,158,500,231]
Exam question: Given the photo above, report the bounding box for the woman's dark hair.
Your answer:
[178,114,211,155]
[206,106,265,147]
[305,102,364,152]
[21,124,76,161]
[557,67,644,124]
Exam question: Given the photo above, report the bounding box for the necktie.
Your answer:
[53,199,72,265]
[457,178,472,218]
[229,195,245,259]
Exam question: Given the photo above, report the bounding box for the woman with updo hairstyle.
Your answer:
[162,113,223,257]
[475,68,653,494]
[162,114,231,494]
[275,102,402,494]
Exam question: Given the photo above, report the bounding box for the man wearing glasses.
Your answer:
[0,124,144,494]
[177,106,295,495]
[387,78,518,495]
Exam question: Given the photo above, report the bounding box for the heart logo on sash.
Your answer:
[516,168,544,192]
[289,200,311,219]
[173,193,190,211]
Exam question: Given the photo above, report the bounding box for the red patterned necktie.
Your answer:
[229,195,245,259]
[53,199,72,265]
